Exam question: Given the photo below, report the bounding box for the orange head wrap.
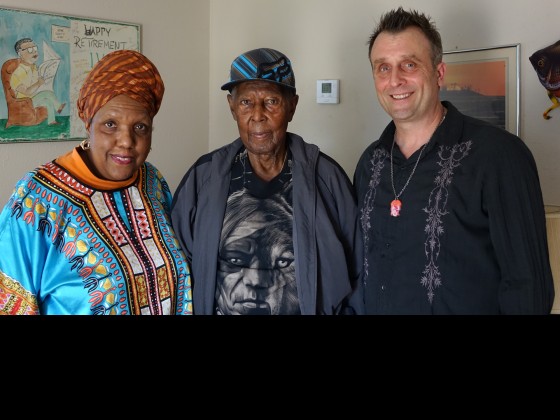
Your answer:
[77,49,165,131]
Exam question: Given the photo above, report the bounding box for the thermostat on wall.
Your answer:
[316,79,339,104]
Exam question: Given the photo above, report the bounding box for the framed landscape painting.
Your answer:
[440,44,520,135]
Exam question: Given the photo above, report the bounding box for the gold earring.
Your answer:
[80,139,90,150]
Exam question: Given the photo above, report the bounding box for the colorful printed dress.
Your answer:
[0,147,192,315]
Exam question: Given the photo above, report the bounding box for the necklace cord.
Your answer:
[390,140,428,200]
[390,109,447,201]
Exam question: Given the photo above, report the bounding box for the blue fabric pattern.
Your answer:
[0,156,192,315]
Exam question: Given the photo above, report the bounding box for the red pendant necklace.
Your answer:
[389,110,446,217]
[389,140,428,217]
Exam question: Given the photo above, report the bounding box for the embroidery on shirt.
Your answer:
[4,164,187,315]
[360,148,388,278]
[421,141,472,303]
[0,270,39,315]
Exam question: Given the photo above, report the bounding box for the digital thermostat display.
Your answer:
[316,79,339,104]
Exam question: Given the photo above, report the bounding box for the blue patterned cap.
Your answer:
[221,48,296,92]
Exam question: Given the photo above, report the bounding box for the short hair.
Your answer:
[14,38,34,54]
[367,7,443,68]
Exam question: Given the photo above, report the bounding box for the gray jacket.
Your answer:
[171,133,363,314]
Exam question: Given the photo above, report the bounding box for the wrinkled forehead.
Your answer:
[232,80,285,95]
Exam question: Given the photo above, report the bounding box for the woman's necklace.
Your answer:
[389,110,446,217]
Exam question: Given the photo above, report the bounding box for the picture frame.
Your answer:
[440,44,520,136]
[0,7,140,143]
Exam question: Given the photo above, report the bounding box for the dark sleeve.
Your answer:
[338,178,365,315]
[318,153,365,315]
[341,148,375,314]
[171,165,198,266]
[485,136,554,314]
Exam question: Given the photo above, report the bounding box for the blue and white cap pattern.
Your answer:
[221,48,296,92]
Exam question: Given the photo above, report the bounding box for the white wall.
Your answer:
[209,0,560,206]
[0,0,209,202]
[1,0,559,207]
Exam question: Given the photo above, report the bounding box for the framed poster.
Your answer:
[0,7,140,143]
[440,44,519,135]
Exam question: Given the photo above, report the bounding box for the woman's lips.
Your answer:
[111,155,133,165]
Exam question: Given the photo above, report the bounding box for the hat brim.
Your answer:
[221,79,296,92]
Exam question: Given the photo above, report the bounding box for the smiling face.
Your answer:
[227,81,298,159]
[85,95,153,181]
[369,26,445,124]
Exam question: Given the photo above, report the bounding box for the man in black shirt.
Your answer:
[353,7,554,314]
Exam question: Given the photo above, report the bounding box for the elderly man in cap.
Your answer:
[172,47,362,315]
[0,50,192,315]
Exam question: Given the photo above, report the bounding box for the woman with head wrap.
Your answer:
[0,50,192,315]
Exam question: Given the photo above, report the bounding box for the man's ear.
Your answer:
[287,94,299,122]
[227,94,237,121]
[436,62,446,88]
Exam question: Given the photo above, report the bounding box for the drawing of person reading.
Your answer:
[6,38,65,126]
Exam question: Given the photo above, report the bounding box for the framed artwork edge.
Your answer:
[441,44,520,136]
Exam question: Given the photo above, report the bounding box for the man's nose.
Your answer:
[389,67,405,86]
[250,103,266,121]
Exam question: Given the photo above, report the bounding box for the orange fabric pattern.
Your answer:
[76,50,165,130]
